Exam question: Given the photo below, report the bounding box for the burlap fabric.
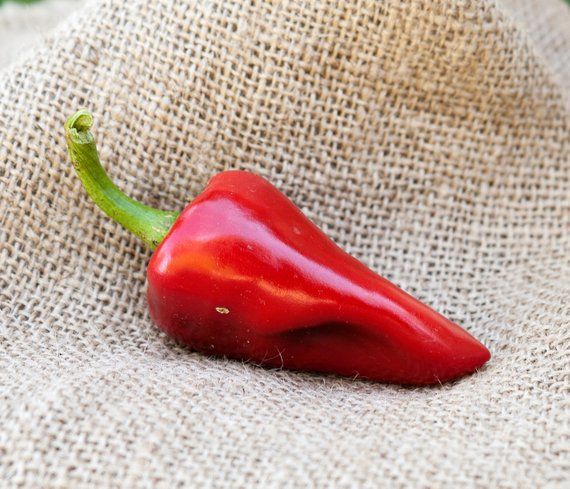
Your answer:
[1,0,568,486]
[0,0,82,69]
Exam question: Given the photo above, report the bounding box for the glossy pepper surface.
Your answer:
[65,110,490,385]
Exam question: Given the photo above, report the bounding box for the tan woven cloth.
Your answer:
[0,0,82,69]
[1,0,568,486]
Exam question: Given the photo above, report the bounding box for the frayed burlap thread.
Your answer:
[0,0,568,487]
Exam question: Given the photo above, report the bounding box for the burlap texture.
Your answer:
[0,0,82,69]
[1,0,568,487]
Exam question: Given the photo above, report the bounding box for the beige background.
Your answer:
[1,0,568,487]
[0,0,82,69]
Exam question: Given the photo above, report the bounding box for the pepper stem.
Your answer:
[64,109,179,250]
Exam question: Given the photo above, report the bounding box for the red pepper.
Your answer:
[65,110,490,385]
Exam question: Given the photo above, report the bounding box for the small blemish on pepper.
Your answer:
[216,307,230,314]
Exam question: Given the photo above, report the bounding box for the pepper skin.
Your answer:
[66,110,490,385]
[147,171,490,385]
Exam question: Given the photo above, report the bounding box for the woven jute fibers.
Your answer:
[1,0,569,487]
[0,0,83,70]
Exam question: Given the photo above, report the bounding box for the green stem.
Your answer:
[64,109,179,250]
